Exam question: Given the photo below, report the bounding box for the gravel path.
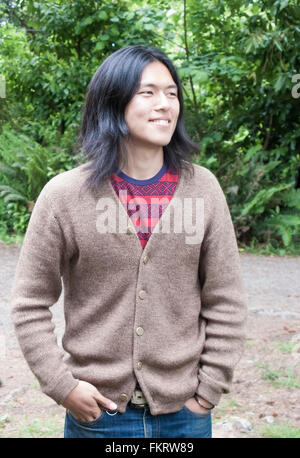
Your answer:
[0,243,299,438]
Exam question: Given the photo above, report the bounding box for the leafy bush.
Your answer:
[0,0,299,254]
[0,123,81,235]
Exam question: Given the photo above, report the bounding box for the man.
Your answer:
[11,45,247,438]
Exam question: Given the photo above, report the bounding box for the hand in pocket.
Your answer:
[62,380,117,423]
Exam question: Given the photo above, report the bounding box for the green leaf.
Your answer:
[82,17,93,26]
[244,144,263,161]
[193,71,209,83]
[100,34,110,41]
[95,42,105,51]
[274,74,287,92]
[279,0,290,12]
[144,23,154,31]
[97,11,108,20]
[274,40,283,52]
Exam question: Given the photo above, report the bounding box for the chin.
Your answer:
[150,136,173,147]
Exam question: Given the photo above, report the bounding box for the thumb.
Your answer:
[93,390,118,411]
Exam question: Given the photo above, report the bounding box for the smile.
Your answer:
[149,119,170,125]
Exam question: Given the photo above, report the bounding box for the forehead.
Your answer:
[138,61,176,86]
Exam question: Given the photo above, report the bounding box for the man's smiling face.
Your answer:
[124,61,180,152]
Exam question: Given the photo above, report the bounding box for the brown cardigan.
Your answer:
[11,161,247,415]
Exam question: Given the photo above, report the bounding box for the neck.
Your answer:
[119,142,164,180]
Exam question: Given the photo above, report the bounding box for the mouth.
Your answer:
[149,118,171,126]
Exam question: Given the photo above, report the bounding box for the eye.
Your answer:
[168,92,177,97]
[140,90,153,95]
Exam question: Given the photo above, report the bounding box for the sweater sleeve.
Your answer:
[196,177,248,406]
[10,184,79,404]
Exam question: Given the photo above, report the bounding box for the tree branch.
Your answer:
[263,114,273,150]
[183,0,198,111]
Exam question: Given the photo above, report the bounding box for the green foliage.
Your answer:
[0,124,80,235]
[261,422,300,438]
[0,0,299,252]
[256,361,300,388]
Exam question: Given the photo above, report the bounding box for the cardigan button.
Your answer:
[136,327,144,336]
[137,361,143,370]
[120,393,128,401]
[126,226,133,235]
[138,290,146,300]
[143,255,149,264]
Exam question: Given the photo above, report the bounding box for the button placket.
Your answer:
[134,251,150,390]
[126,226,134,235]
[136,326,144,336]
[138,289,146,300]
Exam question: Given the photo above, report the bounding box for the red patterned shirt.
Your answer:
[110,163,179,249]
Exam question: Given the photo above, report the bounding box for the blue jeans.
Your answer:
[64,403,212,438]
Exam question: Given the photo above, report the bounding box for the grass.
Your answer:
[14,415,64,438]
[0,415,10,430]
[256,362,300,388]
[260,422,300,438]
[0,231,24,245]
[32,380,41,391]
[213,397,242,423]
[274,341,298,354]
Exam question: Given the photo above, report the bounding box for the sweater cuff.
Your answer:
[196,382,222,406]
[45,373,80,405]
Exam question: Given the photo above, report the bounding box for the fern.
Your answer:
[281,188,300,210]
[0,125,54,201]
[0,185,27,203]
[240,183,292,217]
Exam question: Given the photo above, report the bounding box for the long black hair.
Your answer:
[76,45,198,193]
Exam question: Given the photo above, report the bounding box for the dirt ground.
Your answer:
[0,244,299,438]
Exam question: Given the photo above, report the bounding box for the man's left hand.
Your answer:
[184,395,213,414]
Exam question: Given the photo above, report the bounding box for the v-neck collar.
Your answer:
[106,166,184,252]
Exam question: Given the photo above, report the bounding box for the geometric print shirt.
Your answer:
[110,163,179,249]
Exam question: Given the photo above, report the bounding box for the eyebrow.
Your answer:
[138,83,178,90]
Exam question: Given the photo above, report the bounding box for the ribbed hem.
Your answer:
[45,373,79,405]
[196,382,222,406]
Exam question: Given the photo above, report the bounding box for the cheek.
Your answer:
[125,99,145,125]
[173,101,180,118]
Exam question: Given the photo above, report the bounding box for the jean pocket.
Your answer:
[67,409,105,427]
[182,405,211,418]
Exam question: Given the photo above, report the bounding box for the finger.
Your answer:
[93,392,117,411]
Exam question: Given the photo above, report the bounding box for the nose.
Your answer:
[154,91,170,110]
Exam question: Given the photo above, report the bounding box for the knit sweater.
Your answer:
[10,160,248,415]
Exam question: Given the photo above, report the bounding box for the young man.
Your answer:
[11,45,247,438]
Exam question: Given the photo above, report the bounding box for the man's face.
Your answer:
[124,61,180,151]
